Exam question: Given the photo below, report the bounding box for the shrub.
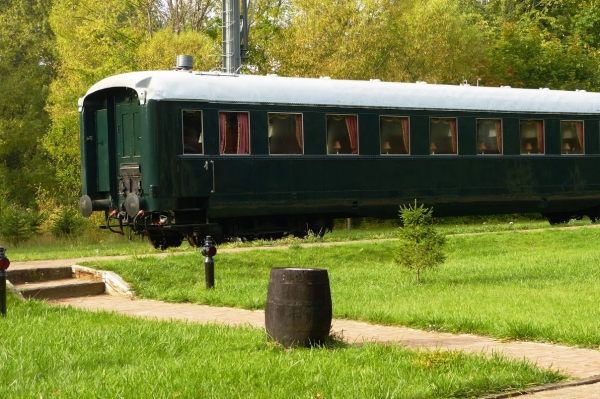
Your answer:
[50,205,85,237]
[0,204,45,245]
[396,200,446,282]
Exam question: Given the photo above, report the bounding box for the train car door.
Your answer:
[94,109,110,193]
[116,100,142,160]
[115,92,143,200]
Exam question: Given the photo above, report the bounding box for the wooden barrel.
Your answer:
[265,268,332,347]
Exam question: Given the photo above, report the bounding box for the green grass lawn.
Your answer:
[84,226,600,348]
[0,295,563,399]
[5,214,588,261]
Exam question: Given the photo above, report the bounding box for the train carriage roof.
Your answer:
[82,70,600,115]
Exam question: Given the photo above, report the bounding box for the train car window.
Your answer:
[182,110,203,154]
[380,116,409,155]
[561,120,584,154]
[520,120,544,154]
[476,119,502,155]
[268,113,303,154]
[429,118,457,155]
[326,114,358,154]
[219,111,250,154]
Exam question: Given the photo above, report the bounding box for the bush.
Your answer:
[49,205,84,237]
[0,204,45,245]
[396,201,446,283]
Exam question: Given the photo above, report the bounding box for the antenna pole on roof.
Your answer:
[222,0,253,73]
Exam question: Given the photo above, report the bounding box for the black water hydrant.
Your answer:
[201,236,217,289]
[0,246,10,317]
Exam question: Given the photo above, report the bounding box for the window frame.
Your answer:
[560,120,584,155]
[181,109,204,155]
[268,112,304,155]
[379,115,410,155]
[218,110,251,155]
[326,114,359,155]
[476,118,503,155]
[429,117,458,155]
[520,119,545,155]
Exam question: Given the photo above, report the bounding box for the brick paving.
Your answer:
[517,384,600,398]
[10,252,600,398]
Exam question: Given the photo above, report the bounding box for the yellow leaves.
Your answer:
[136,30,220,72]
[254,0,485,83]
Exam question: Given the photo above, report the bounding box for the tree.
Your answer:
[474,0,600,90]
[395,201,446,283]
[159,0,219,33]
[136,29,220,71]
[0,0,57,206]
[250,0,487,84]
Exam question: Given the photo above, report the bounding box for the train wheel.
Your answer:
[166,236,183,248]
[586,207,600,223]
[149,236,166,250]
[149,234,183,250]
[293,230,307,238]
[187,235,200,247]
[307,218,333,237]
[544,213,570,225]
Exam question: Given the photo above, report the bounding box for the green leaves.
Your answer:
[0,204,45,245]
[251,0,486,83]
[477,0,600,90]
[396,201,446,283]
[0,0,56,206]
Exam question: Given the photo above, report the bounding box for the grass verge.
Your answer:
[0,295,563,398]
[4,214,590,261]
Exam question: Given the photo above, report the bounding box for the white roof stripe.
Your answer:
[84,71,600,115]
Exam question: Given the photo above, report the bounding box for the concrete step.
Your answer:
[7,267,73,285]
[15,278,106,300]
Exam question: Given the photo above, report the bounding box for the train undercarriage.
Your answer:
[102,208,335,250]
[97,204,600,250]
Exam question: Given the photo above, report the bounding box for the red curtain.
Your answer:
[495,120,502,154]
[537,120,544,154]
[450,119,458,154]
[237,112,249,154]
[346,115,358,154]
[219,113,227,154]
[296,114,303,150]
[401,117,410,154]
[576,121,584,152]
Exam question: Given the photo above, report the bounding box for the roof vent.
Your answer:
[174,55,193,71]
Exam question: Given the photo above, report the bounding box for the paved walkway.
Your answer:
[10,248,600,398]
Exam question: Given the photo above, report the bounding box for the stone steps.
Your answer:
[16,278,106,300]
[8,266,73,285]
[7,265,132,301]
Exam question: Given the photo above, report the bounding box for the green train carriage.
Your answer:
[78,62,600,249]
